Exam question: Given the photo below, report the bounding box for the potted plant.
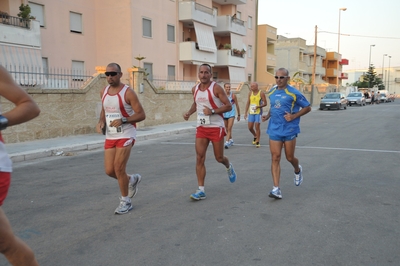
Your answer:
[223,43,231,49]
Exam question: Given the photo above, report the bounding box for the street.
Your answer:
[2,101,400,266]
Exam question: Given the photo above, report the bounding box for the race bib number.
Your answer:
[105,113,123,134]
[197,112,211,125]
[249,104,257,114]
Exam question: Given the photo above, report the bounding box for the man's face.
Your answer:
[275,70,289,88]
[198,66,212,84]
[250,83,258,92]
[224,84,231,94]
[105,66,122,86]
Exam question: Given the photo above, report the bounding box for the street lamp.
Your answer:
[388,56,392,92]
[368,44,375,89]
[337,7,347,88]
[382,54,387,87]
[368,44,375,68]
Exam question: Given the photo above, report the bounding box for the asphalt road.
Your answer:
[2,101,400,266]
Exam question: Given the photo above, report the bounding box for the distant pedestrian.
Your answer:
[96,63,146,215]
[371,91,375,105]
[376,91,381,104]
[262,68,311,199]
[0,66,40,265]
[244,82,267,148]
[183,64,237,201]
[223,83,241,148]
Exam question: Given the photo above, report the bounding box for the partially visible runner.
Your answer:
[183,64,237,201]
[96,63,146,214]
[244,82,267,148]
[262,68,311,199]
[222,83,241,149]
[0,65,40,265]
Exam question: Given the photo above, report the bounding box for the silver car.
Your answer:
[320,92,348,110]
[347,92,366,106]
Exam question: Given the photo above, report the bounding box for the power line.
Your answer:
[318,31,400,40]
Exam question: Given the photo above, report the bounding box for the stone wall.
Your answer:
[1,67,318,144]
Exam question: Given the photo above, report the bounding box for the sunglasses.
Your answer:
[275,76,288,79]
[105,72,120,77]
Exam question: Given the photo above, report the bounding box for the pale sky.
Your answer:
[258,0,400,71]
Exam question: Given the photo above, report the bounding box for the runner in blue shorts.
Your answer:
[262,68,311,199]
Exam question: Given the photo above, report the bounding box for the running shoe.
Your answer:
[227,163,237,183]
[268,188,282,199]
[190,190,206,201]
[225,141,229,149]
[128,174,142,198]
[229,139,234,146]
[114,197,133,214]
[252,138,257,145]
[294,165,303,186]
[256,142,260,148]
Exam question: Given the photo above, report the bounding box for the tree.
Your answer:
[363,64,385,90]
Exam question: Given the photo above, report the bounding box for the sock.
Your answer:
[272,186,279,191]
[121,196,131,202]
[198,186,205,192]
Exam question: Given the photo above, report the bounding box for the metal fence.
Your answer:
[3,65,94,89]
[0,13,31,29]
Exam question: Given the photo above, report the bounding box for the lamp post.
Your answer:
[382,54,387,87]
[368,44,375,89]
[388,56,391,92]
[337,7,346,89]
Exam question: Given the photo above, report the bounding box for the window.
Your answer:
[236,11,241,19]
[143,63,153,80]
[29,2,45,27]
[248,74,252,82]
[248,16,252,29]
[42,57,48,77]
[167,25,175,42]
[70,12,82,33]
[72,60,84,81]
[143,18,152,38]
[213,72,218,81]
[167,65,175,80]
[248,45,252,58]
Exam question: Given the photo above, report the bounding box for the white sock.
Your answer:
[121,196,131,202]
[129,174,137,183]
[199,186,205,192]
[273,186,279,191]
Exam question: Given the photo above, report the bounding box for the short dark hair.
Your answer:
[200,64,212,72]
[277,67,289,76]
[107,63,121,72]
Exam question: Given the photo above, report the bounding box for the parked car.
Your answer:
[379,93,388,103]
[347,92,366,106]
[320,92,348,110]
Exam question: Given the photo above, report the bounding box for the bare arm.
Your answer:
[233,93,241,121]
[96,87,106,134]
[183,86,197,120]
[260,92,267,109]
[244,91,251,119]
[284,105,311,122]
[204,84,232,115]
[0,66,40,127]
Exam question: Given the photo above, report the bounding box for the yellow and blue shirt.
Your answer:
[266,85,310,136]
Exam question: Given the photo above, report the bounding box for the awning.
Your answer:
[228,66,245,83]
[193,21,216,53]
[0,44,42,68]
[230,33,245,51]
[0,44,43,85]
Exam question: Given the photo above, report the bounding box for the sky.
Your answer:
[258,0,400,71]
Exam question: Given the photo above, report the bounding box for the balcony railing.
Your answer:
[0,13,31,29]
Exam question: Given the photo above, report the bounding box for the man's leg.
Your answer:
[195,138,210,186]
[283,138,300,172]
[113,146,133,197]
[0,208,38,266]
[226,117,234,141]
[255,122,261,143]
[269,139,284,187]
[211,138,230,168]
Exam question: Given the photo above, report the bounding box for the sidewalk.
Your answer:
[7,121,196,163]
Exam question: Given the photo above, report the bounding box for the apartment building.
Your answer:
[275,36,327,85]
[322,52,348,86]
[256,24,277,85]
[0,0,256,88]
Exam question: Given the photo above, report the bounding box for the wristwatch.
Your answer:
[121,117,128,124]
[211,109,215,115]
[0,115,8,131]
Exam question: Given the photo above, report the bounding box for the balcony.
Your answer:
[215,49,245,68]
[305,66,326,76]
[325,68,338,77]
[326,52,340,61]
[340,58,349,65]
[214,16,246,36]
[340,72,348,79]
[0,18,41,47]
[266,53,276,67]
[179,41,217,65]
[179,0,216,27]
[212,0,247,5]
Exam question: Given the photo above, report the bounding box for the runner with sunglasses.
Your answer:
[96,63,146,214]
[262,68,311,199]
